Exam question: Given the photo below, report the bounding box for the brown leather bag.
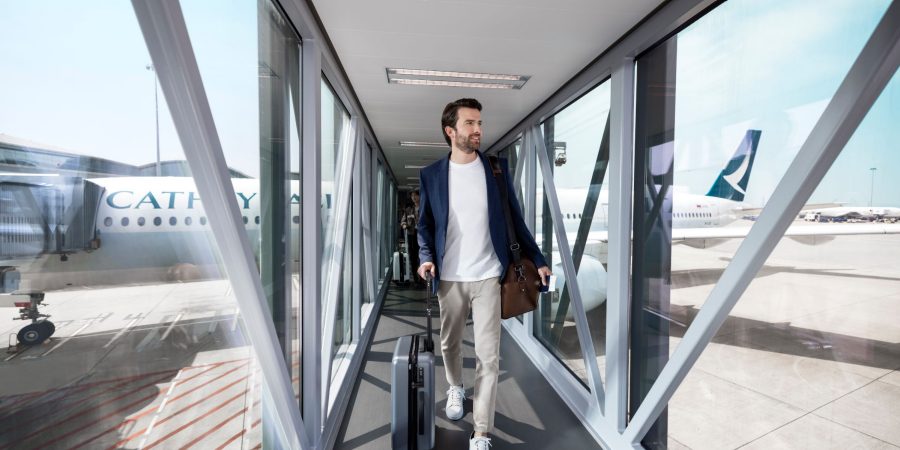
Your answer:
[489,157,543,319]
[500,258,542,319]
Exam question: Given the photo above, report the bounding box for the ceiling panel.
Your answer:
[311,0,664,185]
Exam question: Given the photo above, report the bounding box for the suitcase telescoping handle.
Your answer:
[424,272,435,353]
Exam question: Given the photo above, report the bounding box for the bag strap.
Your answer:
[489,156,523,264]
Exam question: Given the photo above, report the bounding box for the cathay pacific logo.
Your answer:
[722,150,752,195]
[106,191,306,209]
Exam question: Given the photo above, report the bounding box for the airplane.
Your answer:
[535,130,900,320]
[0,176,332,346]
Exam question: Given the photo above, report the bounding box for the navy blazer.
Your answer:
[416,150,547,286]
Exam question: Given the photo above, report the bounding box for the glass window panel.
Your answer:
[533,83,611,386]
[630,1,893,448]
[181,0,302,402]
[0,2,299,448]
[320,79,353,370]
[376,161,386,288]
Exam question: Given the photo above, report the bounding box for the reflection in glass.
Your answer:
[533,84,611,386]
[0,1,301,448]
[631,1,895,448]
[320,79,353,371]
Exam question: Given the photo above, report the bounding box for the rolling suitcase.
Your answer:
[391,274,436,450]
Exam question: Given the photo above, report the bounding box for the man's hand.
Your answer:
[418,262,436,280]
[537,266,553,286]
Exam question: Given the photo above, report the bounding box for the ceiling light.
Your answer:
[407,177,420,180]
[400,141,447,148]
[405,165,426,169]
[387,68,529,90]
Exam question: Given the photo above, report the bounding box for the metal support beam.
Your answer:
[549,114,611,341]
[130,1,308,448]
[606,58,635,434]
[301,38,323,449]
[533,125,606,408]
[624,1,900,443]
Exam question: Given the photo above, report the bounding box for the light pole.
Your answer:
[869,167,877,207]
[146,64,161,176]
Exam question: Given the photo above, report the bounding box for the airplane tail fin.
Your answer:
[705,129,761,202]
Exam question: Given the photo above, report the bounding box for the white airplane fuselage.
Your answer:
[1,177,307,292]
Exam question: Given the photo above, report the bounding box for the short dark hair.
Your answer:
[441,98,482,146]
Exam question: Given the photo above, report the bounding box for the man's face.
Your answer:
[411,192,420,204]
[447,107,482,153]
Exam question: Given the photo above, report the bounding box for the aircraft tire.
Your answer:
[17,323,50,346]
[38,320,56,338]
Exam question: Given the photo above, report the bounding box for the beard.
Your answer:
[455,133,480,152]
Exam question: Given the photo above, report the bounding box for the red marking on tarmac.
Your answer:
[216,429,246,450]
[178,400,258,449]
[0,368,180,419]
[217,416,262,450]
[0,371,177,449]
[70,362,238,450]
[141,390,249,449]
[103,367,252,449]
[25,378,183,450]
[0,392,42,415]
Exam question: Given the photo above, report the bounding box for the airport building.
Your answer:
[1,0,898,449]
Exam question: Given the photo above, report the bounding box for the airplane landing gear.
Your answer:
[15,293,55,346]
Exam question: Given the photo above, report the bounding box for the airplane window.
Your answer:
[153,217,162,226]
[169,217,177,226]
[121,217,129,227]
[185,217,192,226]
[242,216,248,224]
[200,216,207,225]
[138,217,146,227]
[292,215,300,224]
[254,216,260,225]
[103,217,112,227]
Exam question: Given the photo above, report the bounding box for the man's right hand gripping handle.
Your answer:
[418,262,435,281]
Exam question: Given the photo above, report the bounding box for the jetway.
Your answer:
[1,0,899,448]
[0,178,103,261]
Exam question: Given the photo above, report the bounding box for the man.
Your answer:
[416,98,551,450]
[400,190,422,285]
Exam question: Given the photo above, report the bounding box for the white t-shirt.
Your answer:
[441,158,503,282]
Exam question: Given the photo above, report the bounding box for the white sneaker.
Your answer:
[445,385,465,420]
[469,433,492,450]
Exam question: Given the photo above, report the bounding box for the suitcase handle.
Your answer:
[424,273,434,353]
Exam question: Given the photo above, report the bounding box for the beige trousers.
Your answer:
[437,277,501,434]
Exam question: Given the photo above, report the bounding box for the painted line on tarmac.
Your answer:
[42,320,94,357]
[72,363,228,450]
[159,311,184,341]
[107,361,251,449]
[104,317,140,349]
[136,368,185,450]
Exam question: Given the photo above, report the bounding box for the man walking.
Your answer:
[416,98,551,449]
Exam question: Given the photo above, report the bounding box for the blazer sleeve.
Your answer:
[502,159,548,269]
[416,170,435,265]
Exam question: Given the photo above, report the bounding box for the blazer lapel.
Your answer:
[437,156,449,232]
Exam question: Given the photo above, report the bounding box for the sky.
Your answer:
[1,0,897,206]
[533,0,898,208]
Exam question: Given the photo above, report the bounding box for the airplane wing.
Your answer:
[673,223,900,241]
[737,202,844,216]
[546,223,900,247]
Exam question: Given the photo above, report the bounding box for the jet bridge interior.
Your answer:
[1,0,899,449]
